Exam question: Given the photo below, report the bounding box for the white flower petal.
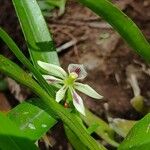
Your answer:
[75,82,103,99]
[56,86,67,102]
[68,64,87,80]
[53,83,63,89]
[72,89,85,115]
[42,75,63,84]
[38,61,67,79]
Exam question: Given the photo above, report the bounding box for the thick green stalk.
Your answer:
[78,0,150,62]
[64,125,88,150]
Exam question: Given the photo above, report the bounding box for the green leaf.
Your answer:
[0,112,38,150]
[118,113,150,150]
[46,0,67,16]
[12,0,59,66]
[81,109,119,147]
[8,99,57,141]
[87,123,100,135]
[78,0,150,62]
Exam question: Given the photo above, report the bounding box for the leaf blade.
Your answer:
[118,113,150,150]
[0,112,38,150]
[8,99,57,142]
[12,0,59,66]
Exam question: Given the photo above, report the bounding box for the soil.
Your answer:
[0,0,150,149]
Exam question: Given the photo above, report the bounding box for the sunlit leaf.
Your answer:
[12,0,59,66]
[8,99,57,141]
[118,113,150,150]
[0,112,38,150]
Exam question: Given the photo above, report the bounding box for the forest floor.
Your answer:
[0,0,150,149]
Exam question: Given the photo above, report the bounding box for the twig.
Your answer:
[50,20,112,29]
[128,74,140,97]
[57,39,77,53]
[126,65,141,97]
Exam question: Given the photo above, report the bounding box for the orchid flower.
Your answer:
[37,61,103,115]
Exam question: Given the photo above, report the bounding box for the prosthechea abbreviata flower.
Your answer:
[38,61,103,115]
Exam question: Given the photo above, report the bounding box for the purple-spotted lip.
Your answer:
[68,64,87,80]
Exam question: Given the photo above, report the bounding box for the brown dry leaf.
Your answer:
[79,52,104,71]
[97,32,120,57]
[6,77,30,102]
[128,0,150,21]
[114,0,134,10]
[0,92,11,112]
